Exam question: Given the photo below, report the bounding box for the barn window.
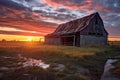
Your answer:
[89,32,103,36]
[89,32,96,35]
[97,33,103,36]
[88,32,92,35]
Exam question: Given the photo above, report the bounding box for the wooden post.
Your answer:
[39,38,42,42]
[73,35,76,46]
[79,35,81,47]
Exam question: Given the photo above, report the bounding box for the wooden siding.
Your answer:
[80,35,107,46]
[80,13,108,36]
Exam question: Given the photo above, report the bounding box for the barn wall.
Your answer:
[80,35,107,46]
[45,37,61,45]
[75,33,80,46]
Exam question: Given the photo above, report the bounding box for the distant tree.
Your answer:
[12,40,16,42]
[1,39,6,42]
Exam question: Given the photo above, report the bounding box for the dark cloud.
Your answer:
[56,8,68,12]
[98,0,120,12]
[0,0,119,37]
[24,0,33,2]
[0,0,27,10]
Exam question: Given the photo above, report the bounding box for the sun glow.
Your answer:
[0,34,44,42]
[108,37,120,41]
[26,37,34,42]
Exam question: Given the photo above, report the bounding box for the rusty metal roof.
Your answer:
[52,12,98,35]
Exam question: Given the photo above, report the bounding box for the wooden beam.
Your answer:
[73,35,76,46]
[61,35,74,37]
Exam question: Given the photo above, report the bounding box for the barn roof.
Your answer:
[49,12,100,36]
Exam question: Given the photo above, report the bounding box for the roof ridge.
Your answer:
[53,12,100,34]
[61,12,99,25]
[77,12,98,32]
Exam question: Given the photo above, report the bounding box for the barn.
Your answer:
[45,12,108,46]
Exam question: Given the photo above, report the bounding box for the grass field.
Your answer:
[0,41,120,80]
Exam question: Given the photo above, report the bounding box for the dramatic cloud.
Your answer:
[0,0,120,37]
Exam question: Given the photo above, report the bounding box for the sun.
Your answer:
[26,37,34,42]
[25,36,45,42]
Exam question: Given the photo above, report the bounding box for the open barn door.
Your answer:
[61,35,75,46]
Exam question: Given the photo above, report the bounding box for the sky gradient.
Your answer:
[0,0,120,41]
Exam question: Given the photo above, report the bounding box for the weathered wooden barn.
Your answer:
[45,12,108,46]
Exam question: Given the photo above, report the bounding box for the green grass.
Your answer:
[0,42,120,80]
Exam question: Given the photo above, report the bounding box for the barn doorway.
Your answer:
[61,35,75,46]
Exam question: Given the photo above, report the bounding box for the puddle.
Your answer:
[18,54,50,69]
[1,54,50,69]
[22,58,50,69]
[101,59,119,80]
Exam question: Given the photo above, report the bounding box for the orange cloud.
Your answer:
[44,0,112,13]
[0,21,57,36]
[44,0,93,10]
[0,6,57,36]
[94,5,111,12]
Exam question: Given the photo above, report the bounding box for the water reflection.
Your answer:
[23,58,50,69]
[18,54,50,69]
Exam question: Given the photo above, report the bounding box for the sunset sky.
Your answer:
[0,0,120,41]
